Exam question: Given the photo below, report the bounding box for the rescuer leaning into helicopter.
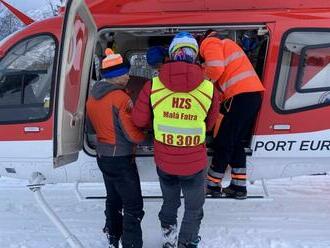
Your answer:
[200,30,265,199]
[86,49,145,248]
[133,32,219,248]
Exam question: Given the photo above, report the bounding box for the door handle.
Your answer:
[70,113,82,127]
[24,127,41,133]
[273,124,291,131]
[70,118,76,127]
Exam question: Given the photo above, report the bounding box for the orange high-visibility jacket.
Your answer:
[200,36,265,100]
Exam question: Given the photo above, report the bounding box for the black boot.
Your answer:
[178,236,201,248]
[206,185,222,198]
[222,185,247,200]
[103,227,120,248]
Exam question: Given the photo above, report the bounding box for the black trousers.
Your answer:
[157,168,205,244]
[97,155,144,248]
[212,92,262,185]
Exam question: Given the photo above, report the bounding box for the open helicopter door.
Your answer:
[54,0,97,168]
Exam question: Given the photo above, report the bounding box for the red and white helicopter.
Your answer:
[0,0,330,245]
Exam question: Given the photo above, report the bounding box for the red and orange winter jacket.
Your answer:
[86,81,145,157]
[132,61,219,176]
[200,36,265,101]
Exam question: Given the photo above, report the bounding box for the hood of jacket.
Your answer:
[91,80,125,100]
[158,61,204,92]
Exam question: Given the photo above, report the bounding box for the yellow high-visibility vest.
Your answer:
[150,77,213,147]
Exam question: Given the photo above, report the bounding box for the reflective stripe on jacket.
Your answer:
[150,77,213,147]
[200,37,265,100]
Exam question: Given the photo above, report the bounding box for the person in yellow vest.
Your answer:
[199,30,265,199]
[133,32,219,248]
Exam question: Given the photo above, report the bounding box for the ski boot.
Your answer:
[205,185,222,198]
[103,227,120,248]
[222,185,247,200]
[178,236,201,248]
[161,224,178,248]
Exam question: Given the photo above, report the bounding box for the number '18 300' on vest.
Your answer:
[150,77,214,147]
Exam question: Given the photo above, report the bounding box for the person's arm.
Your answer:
[132,81,152,128]
[205,88,220,132]
[118,94,145,144]
[200,37,225,82]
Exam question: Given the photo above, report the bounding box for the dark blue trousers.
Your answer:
[157,168,205,244]
[97,155,144,248]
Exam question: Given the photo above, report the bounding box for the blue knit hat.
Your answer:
[169,32,198,63]
[146,46,168,67]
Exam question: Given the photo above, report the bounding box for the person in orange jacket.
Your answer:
[199,30,265,199]
[86,49,145,248]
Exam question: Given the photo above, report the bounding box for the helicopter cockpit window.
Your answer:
[0,35,56,123]
[274,30,330,112]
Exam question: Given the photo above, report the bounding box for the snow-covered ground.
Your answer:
[1,175,330,248]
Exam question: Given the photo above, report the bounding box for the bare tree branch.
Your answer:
[46,0,58,16]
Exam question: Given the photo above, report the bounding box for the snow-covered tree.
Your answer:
[46,0,65,16]
[0,0,62,41]
[0,8,23,40]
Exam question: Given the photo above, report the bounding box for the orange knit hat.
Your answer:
[100,48,129,79]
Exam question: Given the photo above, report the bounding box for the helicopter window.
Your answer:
[274,30,330,112]
[0,35,56,123]
[296,44,330,93]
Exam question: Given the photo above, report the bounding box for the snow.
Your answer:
[1,175,330,248]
